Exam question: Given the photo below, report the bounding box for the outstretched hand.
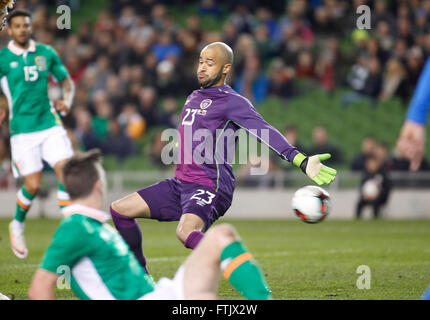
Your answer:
[294,153,337,185]
[306,153,337,185]
[396,120,426,172]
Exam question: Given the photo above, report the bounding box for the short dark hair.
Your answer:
[63,149,103,200]
[7,9,31,26]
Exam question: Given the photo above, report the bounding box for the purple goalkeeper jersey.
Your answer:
[175,84,299,199]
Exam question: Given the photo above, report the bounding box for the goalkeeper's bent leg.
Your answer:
[110,205,149,273]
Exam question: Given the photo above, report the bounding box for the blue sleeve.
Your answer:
[406,57,430,125]
[422,284,430,300]
[227,94,299,162]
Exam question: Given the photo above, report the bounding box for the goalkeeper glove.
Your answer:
[293,153,337,185]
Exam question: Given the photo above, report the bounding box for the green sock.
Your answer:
[15,186,37,222]
[57,182,71,210]
[220,241,272,300]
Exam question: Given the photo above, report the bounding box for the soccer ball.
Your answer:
[361,179,380,200]
[291,186,331,223]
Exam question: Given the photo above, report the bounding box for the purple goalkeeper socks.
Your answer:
[110,206,148,273]
[184,230,204,249]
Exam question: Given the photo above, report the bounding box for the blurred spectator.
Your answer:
[117,103,147,140]
[155,60,181,97]
[199,0,221,18]
[372,0,396,30]
[254,6,279,41]
[350,136,377,172]
[308,126,343,165]
[101,119,135,161]
[91,91,113,141]
[360,56,383,100]
[152,31,182,62]
[253,23,277,67]
[236,156,278,189]
[284,125,305,153]
[271,124,305,172]
[405,46,425,90]
[313,6,338,37]
[295,51,315,79]
[342,56,382,107]
[355,154,392,219]
[315,51,336,92]
[234,51,268,104]
[159,97,180,128]
[267,58,294,99]
[379,58,409,103]
[73,106,101,151]
[138,86,159,128]
[375,20,395,54]
[147,130,169,168]
[228,4,256,34]
[221,20,239,48]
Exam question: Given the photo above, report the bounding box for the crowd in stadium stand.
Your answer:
[0,0,430,178]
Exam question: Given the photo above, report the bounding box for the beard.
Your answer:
[198,68,224,89]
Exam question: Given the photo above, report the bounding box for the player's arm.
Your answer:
[55,75,75,116]
[28,269,58,300]
[29,219,89,299]
[396,57,430,171]
[227,96,336,185]
[0,104,7,127]
[48,45,75,115]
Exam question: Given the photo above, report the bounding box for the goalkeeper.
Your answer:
[110,42,337,274]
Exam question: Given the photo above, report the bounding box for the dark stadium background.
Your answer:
[0,0,430,211]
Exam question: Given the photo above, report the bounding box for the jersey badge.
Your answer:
[35,56,47,71]
[200,99,212,110]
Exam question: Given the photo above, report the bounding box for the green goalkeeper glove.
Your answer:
[293,153,337,185]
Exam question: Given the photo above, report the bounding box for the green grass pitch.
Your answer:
[0,218,429,300]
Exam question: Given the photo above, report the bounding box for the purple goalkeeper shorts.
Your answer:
[137,178,232,231]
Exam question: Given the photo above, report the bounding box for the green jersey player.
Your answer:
[29,149,272,300]
[0,9,75,259]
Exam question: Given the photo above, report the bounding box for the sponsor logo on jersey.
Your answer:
[35,56,47,71]
[10,61,18,68]
[200,99,212,110]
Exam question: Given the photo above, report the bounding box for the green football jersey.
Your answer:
[0,40,69,136]
[40,204,155,300]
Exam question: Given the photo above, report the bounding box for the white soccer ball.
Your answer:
[291,185,331,224]
[361,179,380,200]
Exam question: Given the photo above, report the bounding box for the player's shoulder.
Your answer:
[0,46,11,58]
[35,42,57,55]
[224,86,253,107]
[58,214,93,236]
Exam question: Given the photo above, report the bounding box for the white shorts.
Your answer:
[140,265,185,300]
[10,126,74,178]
